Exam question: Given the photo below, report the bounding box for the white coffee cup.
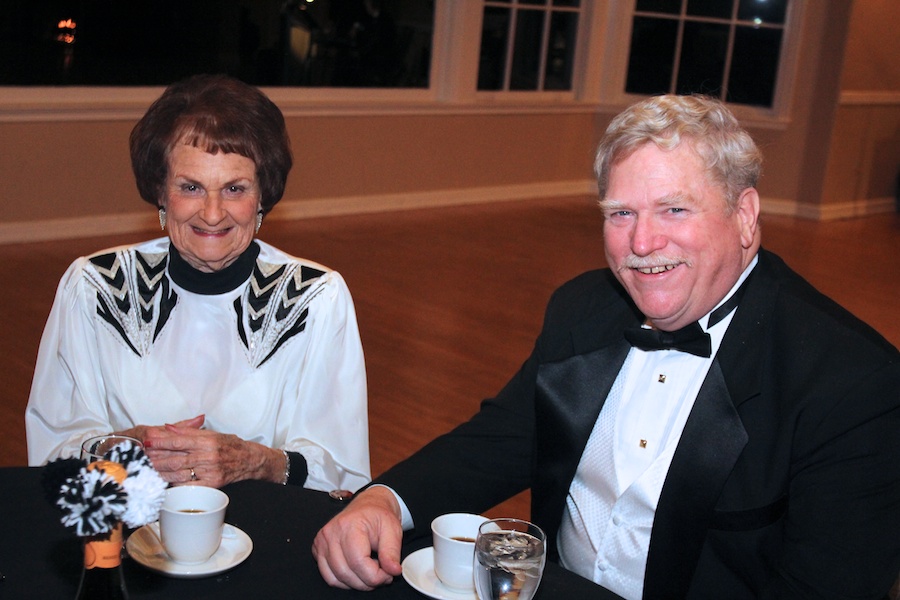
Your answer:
[431,513,489,591]
[158,486,229,564]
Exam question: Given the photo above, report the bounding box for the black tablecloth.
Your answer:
[0,467,612,599]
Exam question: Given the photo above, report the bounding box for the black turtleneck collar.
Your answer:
[167,241,260,295]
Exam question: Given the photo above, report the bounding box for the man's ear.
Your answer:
[735,187,760,249]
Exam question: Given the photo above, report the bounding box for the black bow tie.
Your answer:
[623,275,750,358]
[624,322,712,357]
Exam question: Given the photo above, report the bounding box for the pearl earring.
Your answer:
[158,208,167,230]
[255,211,263,233]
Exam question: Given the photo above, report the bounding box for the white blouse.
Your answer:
[26,237,370,492]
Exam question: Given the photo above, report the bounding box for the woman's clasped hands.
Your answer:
[121,415,287,488]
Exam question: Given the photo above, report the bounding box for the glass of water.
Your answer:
[473,518,546,600]
[80,434,143,464]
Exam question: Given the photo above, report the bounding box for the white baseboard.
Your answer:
[3,184,893,245]
[0,180,598,245]
[761,196,897,220]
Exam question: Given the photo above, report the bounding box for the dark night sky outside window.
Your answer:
[0,0,434,88]
[676,21,728,96]
[544,11,577,90]
[478,0,580,92]
[478,7,511,91]
[626,0,788,108]
[510,10,544,90]
[626,17,677,96]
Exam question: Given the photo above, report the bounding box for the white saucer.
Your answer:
[401,547,477,600]
[126,522,252,579]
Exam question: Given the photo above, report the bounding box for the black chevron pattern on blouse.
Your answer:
[95,300,140,355]
[235,261,326,365]
[234,297,249,349]
[134,251,178,342]
[259,308,308,366]
[257,266,324,364]
[136,251,167,323]
[301,265,326,283]
[247,263,286,333]
[90,252,139,356]
[90,252,131,314]
[275,265,323,321]
[89,249,180,356]
[152,278,177,342]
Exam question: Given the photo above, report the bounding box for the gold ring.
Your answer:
[190,467,198,481]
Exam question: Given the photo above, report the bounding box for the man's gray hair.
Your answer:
[594,95,762,212]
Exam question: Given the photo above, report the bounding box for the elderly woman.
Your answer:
[25,74,370,493]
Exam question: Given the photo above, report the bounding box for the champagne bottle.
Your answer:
[75,460,129,599]
[75,523,129,600]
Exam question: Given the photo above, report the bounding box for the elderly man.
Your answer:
[313,95,900,598]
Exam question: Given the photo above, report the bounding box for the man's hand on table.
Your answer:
[312,486,405,590]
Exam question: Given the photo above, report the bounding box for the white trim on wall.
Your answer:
[839,91,900,106]
[761,196,896,220]
[4,184,889,246]
[0,180,598,246]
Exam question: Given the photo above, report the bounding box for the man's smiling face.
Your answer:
[600,141,759,331]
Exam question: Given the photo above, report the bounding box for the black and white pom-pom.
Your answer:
[104,440,144,473]
[57,467,127,537]
[122,465,168,528]
[107,441,168,527]
[41,457,84,506]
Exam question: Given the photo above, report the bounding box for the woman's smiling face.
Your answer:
[162,143,261,273]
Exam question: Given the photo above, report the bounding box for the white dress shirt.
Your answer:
[557,257,757,599]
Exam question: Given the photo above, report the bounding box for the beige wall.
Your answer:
[284,112,599,200]
[1,0,895,243]
[5,120,137,222]
[820,0,900,216]
[0,110,602,241]
[840,0,900,92]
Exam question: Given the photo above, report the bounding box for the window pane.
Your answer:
[553,0,581,7]
[737,0,787,24]
[625,16,678,95]
[634,0,682,14]
[686,0,733,19]
[676,21,728,96]
[509,9,544,90]
[0,0,433,87]
[728,26,782,106]
[543,11,577,90]
[478,6,510,91]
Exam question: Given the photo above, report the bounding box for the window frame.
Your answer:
[606,0,804,127]
[0,0,804,126]
[476,0,585,94]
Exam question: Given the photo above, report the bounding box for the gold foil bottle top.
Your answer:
[87,460,127,484]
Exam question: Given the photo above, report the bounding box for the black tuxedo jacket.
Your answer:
[379,249,900,599]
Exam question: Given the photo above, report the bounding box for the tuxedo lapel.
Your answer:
[643,358,749,598]
[534,340,632,558]
[714,253,778,408]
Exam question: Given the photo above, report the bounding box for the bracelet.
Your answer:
[281,449,290,485]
